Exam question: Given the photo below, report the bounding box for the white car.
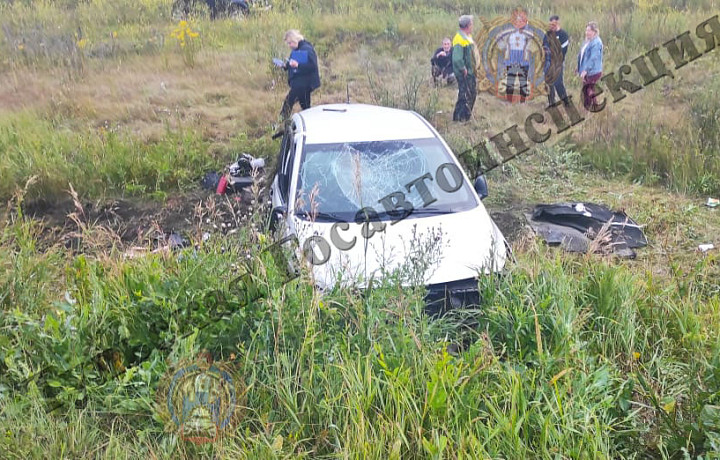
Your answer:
[269,103,507,312]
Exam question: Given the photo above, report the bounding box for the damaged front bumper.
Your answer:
[424,277,481,316]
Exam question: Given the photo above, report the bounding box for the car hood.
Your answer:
[292,206,507,290]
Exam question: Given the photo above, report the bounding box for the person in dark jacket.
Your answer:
[542,15,570,106]
[280,29,321,120]
[431,38,455,85]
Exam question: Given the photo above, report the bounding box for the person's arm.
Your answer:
[445,48,454,72]
[542,35,551,71]
[577,49,582,75]
[431,47,441,66]
[580,50,588,78]
[452,43,466,75]
[587,41,602,75]
[560,30,569,58]
[293,45,318,76]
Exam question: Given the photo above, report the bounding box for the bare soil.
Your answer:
[490,209,532,244]
[20,187,261,253]
[17,174,530,253]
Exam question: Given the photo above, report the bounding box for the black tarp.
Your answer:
[527,202,647,258]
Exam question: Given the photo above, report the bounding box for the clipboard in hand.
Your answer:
[290,50,309,65]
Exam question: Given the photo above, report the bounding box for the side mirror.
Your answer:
[473,175,489,200]
[269,205,287,233]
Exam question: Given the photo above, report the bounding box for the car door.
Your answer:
[271,126,294,208]
[270,123,302,238]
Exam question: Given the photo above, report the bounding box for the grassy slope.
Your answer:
[1,0,720,458]
[0,0,719,199]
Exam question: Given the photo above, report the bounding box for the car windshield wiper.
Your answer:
[408,207,452,216]
[295,207,455,225]
[359,207,451,221]
[294,210,348,222]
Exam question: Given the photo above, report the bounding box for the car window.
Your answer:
[294,138,478,221]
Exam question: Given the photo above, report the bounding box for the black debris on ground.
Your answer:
[526,202,648,259]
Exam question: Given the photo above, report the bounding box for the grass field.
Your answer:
[1,0,720,458]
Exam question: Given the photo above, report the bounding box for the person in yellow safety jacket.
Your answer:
[452,15,480,122]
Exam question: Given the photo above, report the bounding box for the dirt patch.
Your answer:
[19,178,530,254]
[490,208,532,244]
[21,186,264,253]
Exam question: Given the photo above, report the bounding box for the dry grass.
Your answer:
[2,3,720,458]
[0,1,716,181]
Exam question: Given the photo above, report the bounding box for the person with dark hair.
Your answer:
[279,29,321,120]
[577,21,603,111]
[452,15,479,121]
[431,37,455,85]
[543,14,570,106]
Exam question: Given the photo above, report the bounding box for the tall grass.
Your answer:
[1,0,718,199]
[2,0,720,458]
[581,77,720,196]
[2,191,720,457]
[0,113,215,201]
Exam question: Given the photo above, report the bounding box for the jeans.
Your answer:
[453,73,477,122]
[547,67,568,105]
[280,86,312,120]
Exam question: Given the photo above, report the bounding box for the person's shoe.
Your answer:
[271,125,285,139]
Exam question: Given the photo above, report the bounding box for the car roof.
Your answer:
[295,103,437,145]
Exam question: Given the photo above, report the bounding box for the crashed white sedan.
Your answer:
[269,103,507,311]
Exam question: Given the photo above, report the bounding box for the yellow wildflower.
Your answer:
[170,19,200,68]
[662,398,676,414]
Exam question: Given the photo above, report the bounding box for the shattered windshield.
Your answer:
[294,138,478,221]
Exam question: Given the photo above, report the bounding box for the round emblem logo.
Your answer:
[476,7,562,103]
[165,352,237,444]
